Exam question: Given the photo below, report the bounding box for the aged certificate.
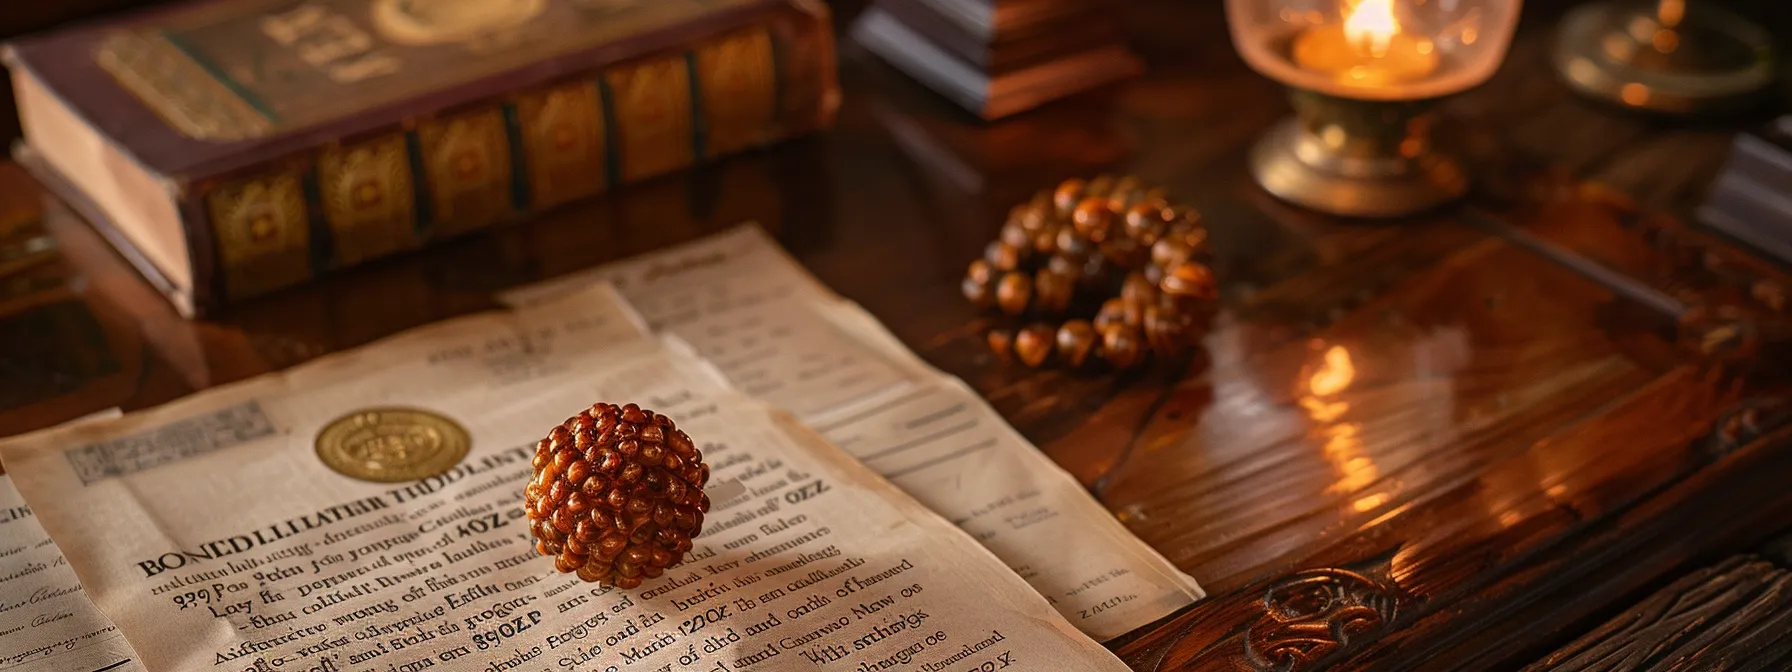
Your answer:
[505,225,1204,640]
[1,286,1131,672]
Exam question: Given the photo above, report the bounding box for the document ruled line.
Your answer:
[813,388,936,431]
[903,403,968,430]
[886,438,998,479]
[859,420,979,461]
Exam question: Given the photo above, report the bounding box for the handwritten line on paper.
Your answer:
[0,632,126,671]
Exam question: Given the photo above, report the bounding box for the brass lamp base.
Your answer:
[1250,91,1466,218]
[1555,0,1774,115]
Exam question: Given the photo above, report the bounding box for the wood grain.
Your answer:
[1524,556,1792,671]
[2,1,1791,669]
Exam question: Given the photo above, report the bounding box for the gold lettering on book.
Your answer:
[417,109,514,236]
[205,172,311,300]
[515,81,606,208]
[605,56,693,183]
[94,32,273,141]
[259,4,402,84]
[317,134,418,265]
[696,30,777,157]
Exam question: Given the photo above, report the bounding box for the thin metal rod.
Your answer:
[1465,208,1691,319]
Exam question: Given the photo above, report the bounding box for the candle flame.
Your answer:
[1343,0,1400,57]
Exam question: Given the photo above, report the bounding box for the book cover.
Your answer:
[6,0,838,315]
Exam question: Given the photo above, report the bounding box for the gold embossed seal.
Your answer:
[316,407,471,482]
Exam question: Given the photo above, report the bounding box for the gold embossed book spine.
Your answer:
[5,0,838,317]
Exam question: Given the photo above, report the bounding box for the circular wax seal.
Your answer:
[316,407,471,482]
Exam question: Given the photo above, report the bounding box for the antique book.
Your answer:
[852,6,1139,120]
[876,0,1122,74]
[4,0,839,317]
[0,283,1135,671]
[894,0,1115,44]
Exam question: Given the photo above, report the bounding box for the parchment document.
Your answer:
[0,474,142,672]
[1,286,1130,672]
[506,225,1204,640]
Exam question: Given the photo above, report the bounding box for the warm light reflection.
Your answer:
[1300,397,1349,423]
[1308,345,1357,396]
[1657,0,1684,27]
[1352,492,1391,512]
[1325,424,1375,493]
[1299,343,1378,495]
[1344,0,1400,56]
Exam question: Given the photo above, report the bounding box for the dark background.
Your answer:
[14,0,1790,146]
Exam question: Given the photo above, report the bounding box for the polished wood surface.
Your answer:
[4,1,1791,670]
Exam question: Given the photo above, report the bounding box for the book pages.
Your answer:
[504,224,1204,640]
[0,285,1129,672]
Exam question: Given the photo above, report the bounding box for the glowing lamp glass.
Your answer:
[1227,0,1523,100]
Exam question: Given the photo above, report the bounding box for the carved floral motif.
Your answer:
[1242,568,1399,672]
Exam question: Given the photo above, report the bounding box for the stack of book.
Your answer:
[1700,116,1792,265]
[851,0,1141,120]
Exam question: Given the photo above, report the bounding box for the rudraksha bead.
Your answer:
[1099,324,1146,370]
[962,260,997,309]
[1034,269,1075,315]
[1015,324,1056,368]
[527,403,709,588]
[996,272,1034,316]
[986,241,1027,272]
[1053,178,1088,216]
[987,328,1017,362]
[1161,262,1219,307]
[1056,320,1098,368]
[1072,197,1115,243]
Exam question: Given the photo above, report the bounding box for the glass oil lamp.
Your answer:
[1227,0,1523,217]
[1555,0,1773,115]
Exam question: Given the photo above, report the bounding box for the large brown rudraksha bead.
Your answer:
[526,402,710,588]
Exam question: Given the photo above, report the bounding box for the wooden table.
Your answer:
[4,2,1791,670]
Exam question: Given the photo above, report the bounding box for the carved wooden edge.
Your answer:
[1241,567,1401,672]
[1703,397,1792,456]
[1116,556,1406,672]
[1521,555,1792,671]
[1117,395,1792,672]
